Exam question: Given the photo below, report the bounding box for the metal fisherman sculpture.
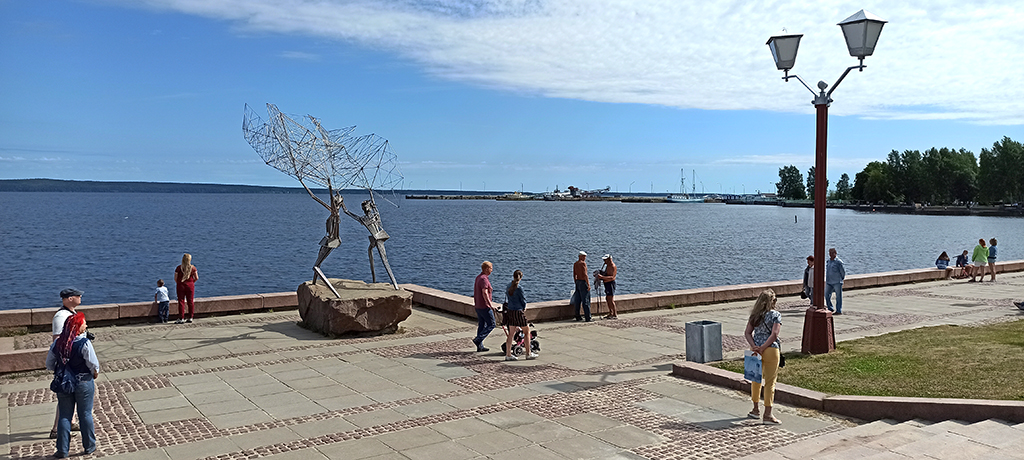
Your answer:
[242,103,403,294]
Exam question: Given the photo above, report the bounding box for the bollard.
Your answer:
[685,320,723,363]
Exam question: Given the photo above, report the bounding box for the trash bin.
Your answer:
[685,320,722,363]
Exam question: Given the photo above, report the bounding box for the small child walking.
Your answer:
[154,279,170,323]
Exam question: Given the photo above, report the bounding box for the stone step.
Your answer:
[945,419,1019,449]
[738,417,1024,460]
[761,419,924,460]
[889,430,990,459]
[858,423,942,452]
[917,419,969,434]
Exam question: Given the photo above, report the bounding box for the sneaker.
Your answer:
[834,311,843,315]
[186,318,193,323]
[504,355,518,361]
[1014,301,1024,310]
[174,319,184,324]
[476,346,490,352]
[526,352,538,360]
[574,318,582,322]
[585,318,592,322]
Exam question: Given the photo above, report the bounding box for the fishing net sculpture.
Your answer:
[242,103,403,294]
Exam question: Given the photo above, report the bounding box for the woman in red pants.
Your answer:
[174,253,199,323]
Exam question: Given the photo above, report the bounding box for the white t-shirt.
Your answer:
[52,308,74,336]
[155,286,170,302]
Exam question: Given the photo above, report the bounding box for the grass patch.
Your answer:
[714,319,1024,401]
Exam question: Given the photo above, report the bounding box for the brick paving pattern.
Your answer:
[3,273,1023,459]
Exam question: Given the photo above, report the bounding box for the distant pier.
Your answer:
[405,194,668,203]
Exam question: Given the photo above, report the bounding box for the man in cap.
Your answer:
[595,254,618,319]
[50,288,83,439]
[53,288,83,340]
[570,251,591,322]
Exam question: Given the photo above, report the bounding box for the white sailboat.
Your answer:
[666,170,703,203]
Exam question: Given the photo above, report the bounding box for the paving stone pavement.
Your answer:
[4,273,1023,460]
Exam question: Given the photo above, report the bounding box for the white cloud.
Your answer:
[279,50,320,60]
[124,0,1022,124]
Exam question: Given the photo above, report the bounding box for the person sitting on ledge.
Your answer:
[935,251,950,270]
[954,250,972,279]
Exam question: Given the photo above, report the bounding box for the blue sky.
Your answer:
[1,1,1021,194]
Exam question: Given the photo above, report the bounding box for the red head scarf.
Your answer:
[55,312,85,363]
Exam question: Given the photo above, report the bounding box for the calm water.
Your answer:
[1,192,1020,311]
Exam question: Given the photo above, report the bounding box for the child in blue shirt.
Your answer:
[154,279,170,323]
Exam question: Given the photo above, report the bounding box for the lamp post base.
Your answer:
[800,307,836,354]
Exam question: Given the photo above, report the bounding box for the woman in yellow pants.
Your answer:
[744,289,782,424]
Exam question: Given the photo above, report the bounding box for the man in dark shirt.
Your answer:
[596,254,618,319]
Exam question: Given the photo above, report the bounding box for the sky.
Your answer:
[1,0,1022,194]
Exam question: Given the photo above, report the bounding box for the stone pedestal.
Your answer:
[297,279,412,336]
[800,307,835,354]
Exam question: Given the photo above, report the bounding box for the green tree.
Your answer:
[806,166,830,201]
[886,149,924,204]
[949,148,979,204]
[777,165,806,200]
[921,147,978,204]
[853,161,897,204]
[978,137,1023,204]
[832,173,852,201]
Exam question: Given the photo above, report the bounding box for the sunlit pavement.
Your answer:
[4,272,1023,459]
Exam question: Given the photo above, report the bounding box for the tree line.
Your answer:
[774,136,1022,205]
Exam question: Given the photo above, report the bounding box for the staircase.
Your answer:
[738,418,1024,459]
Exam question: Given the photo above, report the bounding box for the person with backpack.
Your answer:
[46,312,99,458]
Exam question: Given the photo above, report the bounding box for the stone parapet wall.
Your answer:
[2,261,1020,374]
[406,260,1024,321]
[0,292,299,332]
[3,261,1021,331]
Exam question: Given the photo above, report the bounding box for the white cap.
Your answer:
[602,254,610,260]
[579,251,587,256]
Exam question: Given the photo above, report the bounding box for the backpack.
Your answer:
[49,339,84,394]
[50,361,78,394]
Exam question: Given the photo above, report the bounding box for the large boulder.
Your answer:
[297,279,412,336]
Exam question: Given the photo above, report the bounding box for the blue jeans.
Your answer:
[473,308,495,345]
[825,283,843,313]
[56,374,96,457]
[570,280,591,320]
[158,301,169,322]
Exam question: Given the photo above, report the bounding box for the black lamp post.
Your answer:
[767,10,886,353]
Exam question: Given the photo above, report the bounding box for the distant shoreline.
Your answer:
[0,178,508,195]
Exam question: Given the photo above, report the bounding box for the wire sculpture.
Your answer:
[242,103,402,293]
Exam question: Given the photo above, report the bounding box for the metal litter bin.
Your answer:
[685,320,722,363]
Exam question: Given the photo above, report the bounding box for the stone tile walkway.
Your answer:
[3,273,1023,459]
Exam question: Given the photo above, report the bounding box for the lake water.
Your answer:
[1,192,1019,311]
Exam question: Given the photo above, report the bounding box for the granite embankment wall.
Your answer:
[2,262,1021,373]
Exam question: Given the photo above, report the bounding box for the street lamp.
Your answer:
[767,9,886,353]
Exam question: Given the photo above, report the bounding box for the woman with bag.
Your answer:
[46,312,99,457]
[503,270,538,361]
[744,289,782,424]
